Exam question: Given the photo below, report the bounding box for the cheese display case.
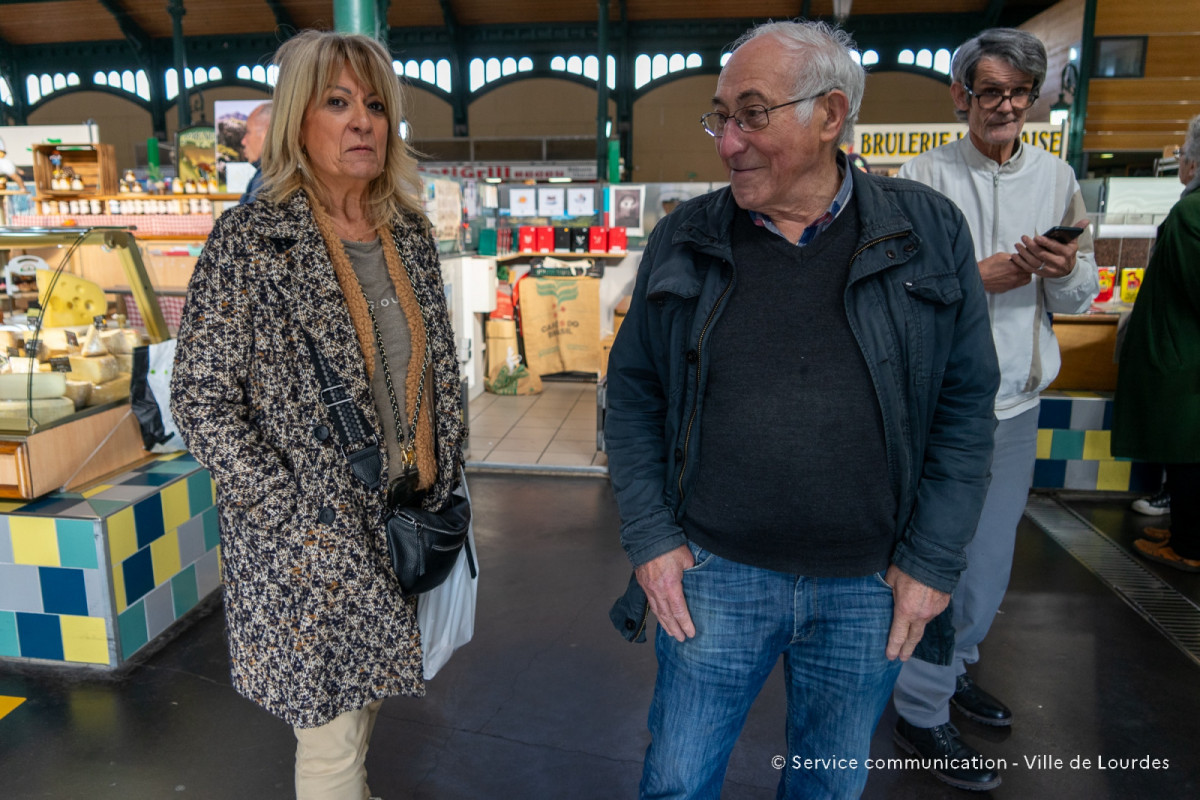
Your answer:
[0,227,168,500]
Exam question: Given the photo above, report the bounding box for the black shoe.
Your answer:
[893,718,1002,791]
[952,673,1013,727]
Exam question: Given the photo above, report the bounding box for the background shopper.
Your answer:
[606,20,999,799]
[891,27,1099,792]
[171,30,465,799]
[1112,113,1200,572]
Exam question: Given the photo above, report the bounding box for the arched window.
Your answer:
[898,49,915,66]
[651,54,669,81]
[583,55,598,81]
[634,54,652,89]
[26,76,39,104]
[916,49,933,69]
[469,59,485,92]
[435,60,452,92]
[933,49,952,75]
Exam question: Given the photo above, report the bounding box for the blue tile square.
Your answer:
[1102,399,1114,430]
[117,602,148,659]
[122,548,155,607]
[122,472,174,487]
[39,567,89,616]
[56,519,98,570]
[133,494,165,549]
[16,612,64,660]
[12,496,83,516]
[1033,459,1067,489]
[1038,398,1072,430]
[0,610,18,657]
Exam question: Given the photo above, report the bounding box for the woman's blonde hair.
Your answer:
[259,30,425,226]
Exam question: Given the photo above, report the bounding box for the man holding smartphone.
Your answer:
[891,28,1098,791]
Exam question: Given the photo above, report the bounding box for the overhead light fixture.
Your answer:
[547,177,572,183]
[484,177,502,183]
[1050,62,1079,128]
[1098,153,1114,159]
[832,0,852,22]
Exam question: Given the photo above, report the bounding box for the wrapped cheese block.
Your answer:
[80,325,108,357]
[36,326,90,352]
[0,397,75,425]
[101,328,144,355]
[64,379,91,409]
[67,354,119,384]
[0,372,67,399]
[87,372,132,406]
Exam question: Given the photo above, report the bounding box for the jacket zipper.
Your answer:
[676,275,735,500]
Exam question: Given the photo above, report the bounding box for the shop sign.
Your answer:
[418,161,598,181]
[849,123,1067,166]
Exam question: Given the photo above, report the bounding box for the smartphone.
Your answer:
[1043,225,1086,243]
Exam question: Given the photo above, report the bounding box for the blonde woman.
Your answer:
[171,30,464,799]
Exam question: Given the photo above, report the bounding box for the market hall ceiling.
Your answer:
[0,1,1062,51]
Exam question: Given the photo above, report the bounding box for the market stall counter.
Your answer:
[0,452,218,670]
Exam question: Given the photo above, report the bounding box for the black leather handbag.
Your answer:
[302,324,474,596]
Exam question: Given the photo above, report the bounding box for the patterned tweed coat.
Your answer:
[170,191,465,728]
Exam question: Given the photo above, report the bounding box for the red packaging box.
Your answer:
[589,226,608,253]
[518,226,536,253]
[608,226,627,253]
[536,226,554,253]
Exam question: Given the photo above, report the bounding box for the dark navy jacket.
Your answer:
[605,169,1000,664]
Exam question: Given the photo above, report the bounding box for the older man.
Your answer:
[891,28,1099,791]
[606,20,999,799]
[238,101,271,204]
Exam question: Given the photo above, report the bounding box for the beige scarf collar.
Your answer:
[306,190,436,491]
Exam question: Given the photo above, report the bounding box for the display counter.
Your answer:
[0,451,218,670]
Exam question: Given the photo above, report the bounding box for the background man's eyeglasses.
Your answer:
[965,85,1039,111]
[700,91,829,137]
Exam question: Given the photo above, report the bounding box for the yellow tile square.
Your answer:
[161,481,190,532]
[1036,429,1054,460]
[1084,430,1113,461]
[82,484,113,499]
[107,507,137,565]
[60,615,111,665]
[0,695,25,720]
[0,501,25,513]
[1097,460,1132,492]
[10,516,60,566]
[151,530,181,586]
[112,562,127,613]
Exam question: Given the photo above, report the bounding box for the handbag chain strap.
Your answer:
[365,298,428,474]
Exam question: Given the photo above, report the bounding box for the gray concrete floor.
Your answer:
[1,474,1198,799]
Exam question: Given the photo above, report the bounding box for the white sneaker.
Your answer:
[1131,489,1170,516]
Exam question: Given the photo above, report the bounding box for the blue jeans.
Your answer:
[640,543,901,800]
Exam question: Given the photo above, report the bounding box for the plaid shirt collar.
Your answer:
[749,151,854,246]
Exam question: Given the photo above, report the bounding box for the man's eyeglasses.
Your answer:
[700,91,829,137]
[964,85,1039,111]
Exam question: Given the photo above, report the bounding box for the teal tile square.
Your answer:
[87,498,134,517]
[117,601,149,660]
[187,471,214,516]
[145,460,200,475]
[171,564,199,618]
[1049,429,1086,461]
[201,506,220,552]
[56,519,98,570]
[0,610,18,657]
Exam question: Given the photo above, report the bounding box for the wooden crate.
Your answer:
[32,143,119,197]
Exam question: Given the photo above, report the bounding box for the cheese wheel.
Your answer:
[0,372,67,400]
[67,354,119,384]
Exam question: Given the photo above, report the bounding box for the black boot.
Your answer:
[952,673,1013,727]
[893,718,1002,791]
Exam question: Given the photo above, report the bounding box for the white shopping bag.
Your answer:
[417,472,478,679]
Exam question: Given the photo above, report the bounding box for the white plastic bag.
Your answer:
[417,472,478,679]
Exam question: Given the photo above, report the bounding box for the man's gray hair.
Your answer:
[1182,113,1200,166]
[950,28,1047,121]
[729,20,865,148]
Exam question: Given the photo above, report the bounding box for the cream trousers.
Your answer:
[294,699,384,800]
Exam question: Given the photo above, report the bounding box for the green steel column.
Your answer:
[1068,0,1097,177]
[334,0,378,37]
[596,0,609,181]
[167,0,189,128]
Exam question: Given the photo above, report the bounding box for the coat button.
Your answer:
[686,350,697,363]
[904,243,916,253]
[313,425,330,442]
[674,448,684,460]
[886,249,896,259]
[318,506,336,524]
[624,619,636,631]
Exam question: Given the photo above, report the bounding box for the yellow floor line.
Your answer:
[0,695,26,720]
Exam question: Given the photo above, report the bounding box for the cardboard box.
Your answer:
[536,226,554,253]
[608,226,627,253]
[518,226,537,253]
[589,226,608,253]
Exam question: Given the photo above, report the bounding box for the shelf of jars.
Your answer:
[11,193,239,238]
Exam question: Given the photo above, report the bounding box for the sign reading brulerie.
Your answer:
[848,123,1067,168]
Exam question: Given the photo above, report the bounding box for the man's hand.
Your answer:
[883,564,951,661]
[1012,217,1089,280]
[978,252,1032,294]
[635,545,696,642]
